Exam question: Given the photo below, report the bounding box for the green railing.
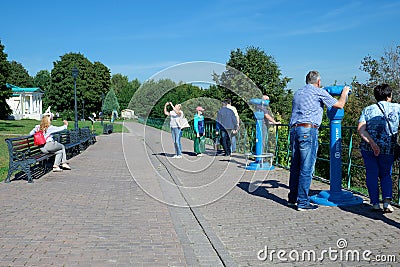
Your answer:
[138,117,400,204]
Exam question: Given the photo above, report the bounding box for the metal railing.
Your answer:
[138,117,400,204]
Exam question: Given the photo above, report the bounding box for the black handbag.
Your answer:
[376,103,400,160]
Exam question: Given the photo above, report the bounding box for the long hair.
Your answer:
[39,116,51,132]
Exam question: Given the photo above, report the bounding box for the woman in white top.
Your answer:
[29,115,71,172]
[164,102,183,158]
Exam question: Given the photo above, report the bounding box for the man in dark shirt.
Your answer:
[216,100,238,157]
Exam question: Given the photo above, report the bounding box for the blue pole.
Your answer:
[246,99,274,171]
[254,111,264,161]
[329,109,344,194]
[310,92,363,206]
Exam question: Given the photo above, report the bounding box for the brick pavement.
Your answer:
[1,121,399,266]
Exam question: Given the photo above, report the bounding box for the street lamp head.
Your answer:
[72,65,79,79]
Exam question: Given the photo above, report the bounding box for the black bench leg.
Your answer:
[25,165,33,183]
[5,168,13,183]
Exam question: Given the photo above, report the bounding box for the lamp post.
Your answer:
[72,65,79,130]
[101,93,105,125]
[82,99,85,121]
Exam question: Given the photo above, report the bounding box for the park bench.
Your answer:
[78,127,94,150]
[52,129,81,158]
[5,135,55,183]
[5,128,96,183]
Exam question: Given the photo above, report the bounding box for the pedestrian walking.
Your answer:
[215,99,238,157]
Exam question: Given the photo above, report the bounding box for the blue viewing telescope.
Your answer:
[323,85,352,96]
[249,98,270,106]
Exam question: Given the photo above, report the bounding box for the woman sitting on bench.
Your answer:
[29,114,71,172]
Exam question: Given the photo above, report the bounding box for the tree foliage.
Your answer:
[111,74,140,110]
[7,60,34,87]
[360,45,400,101]
[0,40,12,118]
[33,70,52,107]
[49,53,111,119]
[129,79,177,118]
[103,88,120,116]
[214,46,293,122]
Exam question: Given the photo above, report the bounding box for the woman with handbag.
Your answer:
[358,84,399,213]
[29,113,71,172]
[164,102,184,158]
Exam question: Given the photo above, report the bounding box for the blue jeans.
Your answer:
[288,127,319,207]
[220,129,232,156]
[171,127,182,156]
[361,150,393,204]
[231,134,236,152]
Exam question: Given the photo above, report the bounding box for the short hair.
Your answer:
[306,71,320,84]
[224,98,232,104]
[374,84,392,102]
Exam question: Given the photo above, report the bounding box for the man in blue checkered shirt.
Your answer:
[288,70,351,211]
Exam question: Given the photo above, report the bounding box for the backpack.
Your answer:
[33,130,47,146]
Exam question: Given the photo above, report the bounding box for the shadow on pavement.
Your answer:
[237,180,291,208]
[339,204,400,230]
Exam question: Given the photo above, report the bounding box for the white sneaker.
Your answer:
[197,153,204,157]
[383,200,394,213]
[53,166,63,172]
[172,155,182,159]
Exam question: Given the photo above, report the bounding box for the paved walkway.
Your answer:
[0,121,399,266]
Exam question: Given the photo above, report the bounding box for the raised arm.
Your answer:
[164,102,170,116]
[332,86,351,109]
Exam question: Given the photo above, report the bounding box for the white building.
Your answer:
[6,83,44,120]
[121,109,135,120]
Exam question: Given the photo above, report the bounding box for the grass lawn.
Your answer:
[0,119,127,182]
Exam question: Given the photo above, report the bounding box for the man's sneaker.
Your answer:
[372,203,381,211]
[197,153,204,157]
[297,203,318,211]
[172,155,182,159]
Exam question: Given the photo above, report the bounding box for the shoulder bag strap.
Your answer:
[376,103,394,135]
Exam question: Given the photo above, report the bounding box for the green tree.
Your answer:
[49,53,111,119]
[103,88,120,116]
[33,70,52,107]
[7,60,34,87]
[0,40,12,118]
[360,45,400,101]
[150,83,204,118]
[111,74,140,110]
[91,61,111,113]
[215,46,292,122]
[128,79,177,118]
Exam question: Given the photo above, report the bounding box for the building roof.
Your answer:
[6,83,44,96]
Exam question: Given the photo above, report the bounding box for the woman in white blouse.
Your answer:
[30,115,71,172]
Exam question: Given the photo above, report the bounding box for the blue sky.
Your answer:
[1,0,399,91]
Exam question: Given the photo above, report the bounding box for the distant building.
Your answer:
[121,109,135,120]
[6,83,44,120]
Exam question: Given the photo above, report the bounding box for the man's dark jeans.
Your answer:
[220,129,232,156]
